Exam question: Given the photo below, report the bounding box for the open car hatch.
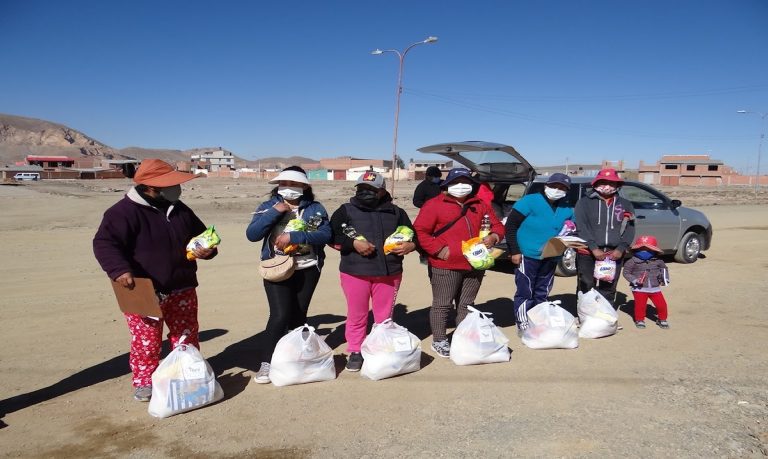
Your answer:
[417,141,536,183]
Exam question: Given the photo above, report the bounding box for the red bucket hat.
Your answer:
[133,159,197,187]
[591,168,624,186]
[631,235,662,253]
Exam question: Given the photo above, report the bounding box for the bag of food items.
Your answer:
[269,324,336,387]
[383,226,415,255]
[461,237,495,270]
[521,300,579,350]
[280,218,306,255]
[450,306,510,365]
[148,335,223,418]
[577,289,619,339]
[186,226,221,260]
[593,259,617,282]
[360,319,421,381]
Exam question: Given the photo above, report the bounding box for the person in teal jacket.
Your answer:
[504,173,574,332]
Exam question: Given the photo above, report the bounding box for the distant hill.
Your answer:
[0,113,248,166]
[248,156,318,169]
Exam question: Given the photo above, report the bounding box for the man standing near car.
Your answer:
[505,173,574,333]
[412,166,442,208]
[574,168,635,307]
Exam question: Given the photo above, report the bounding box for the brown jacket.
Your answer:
[622,256,670,289]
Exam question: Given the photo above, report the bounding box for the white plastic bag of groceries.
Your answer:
[148,335,223,418]
[269,324,336,387]
[360,319,421,381]
[450,306,510,365]
[577,289,619,339]
[521,300,579,349]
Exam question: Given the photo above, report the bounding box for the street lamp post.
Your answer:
[372,36,438,196]
[737,109,767,194]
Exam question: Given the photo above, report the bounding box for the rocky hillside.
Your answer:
[0,113,244,165]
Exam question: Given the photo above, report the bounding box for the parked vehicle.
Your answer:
[14,172,40,181]
[420,141,714,276]
[525,177,713,275]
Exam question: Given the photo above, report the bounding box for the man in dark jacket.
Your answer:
[574,168,635,307]
[412,166,442,208]
[93,159,217,402]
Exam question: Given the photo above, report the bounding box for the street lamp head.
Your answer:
[424,36,438,43]
[737,110,748,114]
[371,49,384,55]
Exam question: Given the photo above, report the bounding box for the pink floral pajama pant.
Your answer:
[124,288,200,387]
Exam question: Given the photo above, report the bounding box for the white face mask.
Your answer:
[447,183,473,198]
[544,186,567,201]
[277,186,304,201]
[595,184,617,196]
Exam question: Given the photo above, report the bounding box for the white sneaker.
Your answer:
[253,362,271,384]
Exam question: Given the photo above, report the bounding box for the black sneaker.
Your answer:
[346,352,363,372]
[634,320,646,329]
[431,340,450,358]
[656,320,670,329]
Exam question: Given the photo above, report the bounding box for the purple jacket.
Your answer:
[93,188,215,293]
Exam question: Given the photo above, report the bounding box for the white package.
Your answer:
[270,324,336,387]
[360,319,421,381]
[521,300,579,350]
[577,289,619,339]
[450,306,510,365]
[148,335,224,418]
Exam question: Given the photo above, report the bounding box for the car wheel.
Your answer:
[674,231,702,264]
[556,247,577,277]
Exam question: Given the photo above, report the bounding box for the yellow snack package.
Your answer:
[461,237,495,270]
[281,218,307,254]
[383,226,415,255]
[186,226,221,260]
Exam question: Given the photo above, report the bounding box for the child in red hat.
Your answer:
[622,235,670,329]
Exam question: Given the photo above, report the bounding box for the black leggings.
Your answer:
[262,266,322,362]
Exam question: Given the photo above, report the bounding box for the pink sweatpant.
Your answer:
[124,288,200,387]
[340,272,402,352]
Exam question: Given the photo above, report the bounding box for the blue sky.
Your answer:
[1,0,767,172]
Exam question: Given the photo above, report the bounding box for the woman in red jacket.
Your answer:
[413,168,504,357]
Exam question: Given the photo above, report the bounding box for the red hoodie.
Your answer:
[413,193,504,270]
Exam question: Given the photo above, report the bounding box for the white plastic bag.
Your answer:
[577,289,619,339]
[450,306,510,365]
[148,335,224,418]
[594,259,617,282]
[269,324,336,387]
[360,319,421,381]
[521,300,579,349]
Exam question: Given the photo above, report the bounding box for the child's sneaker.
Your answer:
[431,339,450,358]
[253,362,271,384]
[346,352,363,372]
[656,320,670,329]
[634,320,646,329]
[133,385,152,402]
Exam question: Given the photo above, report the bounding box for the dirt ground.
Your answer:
[1,178,767,458]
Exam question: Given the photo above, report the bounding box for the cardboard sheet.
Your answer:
[110,277,162,317]
[541,236,587,258]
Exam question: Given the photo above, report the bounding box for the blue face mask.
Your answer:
[431,177,441,184]
[635,250,654,261]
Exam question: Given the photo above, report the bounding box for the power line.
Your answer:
[406,84,768,102]
[404,89,756,141]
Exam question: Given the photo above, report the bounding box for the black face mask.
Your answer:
[355,188,379,207]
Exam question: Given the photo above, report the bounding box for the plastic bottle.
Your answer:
[341,223,367,241]
[479,214,491,238]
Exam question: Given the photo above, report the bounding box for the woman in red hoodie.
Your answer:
[413,168,504,357]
